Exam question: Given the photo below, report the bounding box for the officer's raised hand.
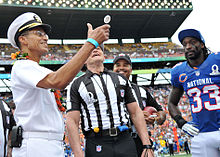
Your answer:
[87,23,110,45]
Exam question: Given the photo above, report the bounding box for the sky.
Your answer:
[171,0,220,52]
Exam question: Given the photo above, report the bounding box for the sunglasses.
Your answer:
[21,30,48,38]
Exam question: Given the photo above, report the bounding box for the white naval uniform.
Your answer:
[11,60,64,157]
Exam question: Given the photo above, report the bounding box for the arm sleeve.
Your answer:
[67,80,81,112]
[12,61,52,89]
[145,88,163,111]
[170,65,183,89]
[124,80,136,105]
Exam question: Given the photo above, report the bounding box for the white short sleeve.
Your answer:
[11,60,52,88]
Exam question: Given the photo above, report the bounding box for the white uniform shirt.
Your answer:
[168,138,174,145]
[11,60,64,133]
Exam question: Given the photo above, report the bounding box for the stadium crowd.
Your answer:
[0,42,185,61]
[147,85,192,156]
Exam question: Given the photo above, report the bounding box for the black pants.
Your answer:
[85,132,138,157]
[169,144,174,156]
[133,135,153,157]
[185,146,190,154]
[133,135,143,157]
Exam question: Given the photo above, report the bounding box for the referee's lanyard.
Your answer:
[94,74,114,128]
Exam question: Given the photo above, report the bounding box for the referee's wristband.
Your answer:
[143,145,152,149]
[86,38,99,48]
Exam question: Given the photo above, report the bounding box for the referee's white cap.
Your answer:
[7,12,51,48]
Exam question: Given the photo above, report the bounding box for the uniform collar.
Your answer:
[85,68,109,77]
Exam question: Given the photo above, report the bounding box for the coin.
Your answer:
[104,15,111,24]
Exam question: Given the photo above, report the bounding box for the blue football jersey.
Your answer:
[171,52,220,132]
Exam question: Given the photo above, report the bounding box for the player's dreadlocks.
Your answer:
[203,45,211,60]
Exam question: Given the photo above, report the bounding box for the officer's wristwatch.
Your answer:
[143,145,152,149]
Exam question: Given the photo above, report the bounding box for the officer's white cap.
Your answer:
[7,12,51,49]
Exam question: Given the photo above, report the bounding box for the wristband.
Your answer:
[86,38,99,48]
[173,115,187,129]
[143,145,152,149]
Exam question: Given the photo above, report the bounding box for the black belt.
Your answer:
[85,127,129,138]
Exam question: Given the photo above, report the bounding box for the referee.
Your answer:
[113,54,166,157]
[0,99,15,157]
[66,45,154,157]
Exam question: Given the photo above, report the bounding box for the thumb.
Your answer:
[87,23,93,32]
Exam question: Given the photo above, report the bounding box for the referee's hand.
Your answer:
[142,148,154,157]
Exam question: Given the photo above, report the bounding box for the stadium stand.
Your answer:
[0,42,185,60]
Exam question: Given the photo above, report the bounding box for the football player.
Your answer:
[168,29,220,157]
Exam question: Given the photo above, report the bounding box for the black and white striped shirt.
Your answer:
[68,69,136,132]
[130,82,163,111]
